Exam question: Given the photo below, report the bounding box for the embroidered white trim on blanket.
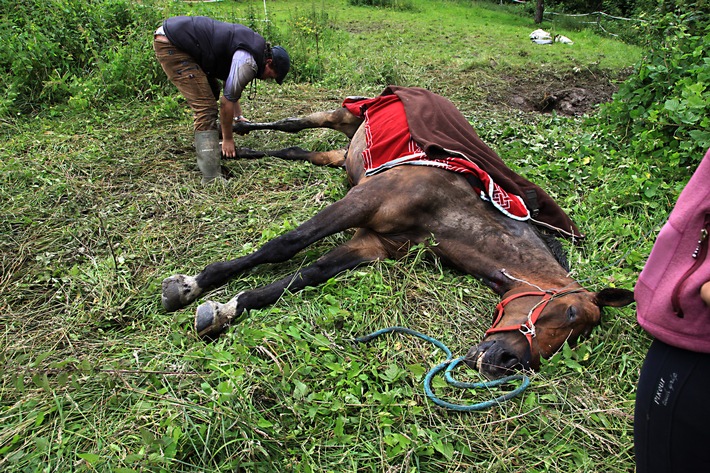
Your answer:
[365,151,530,222]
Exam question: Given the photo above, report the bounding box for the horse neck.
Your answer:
[473,212,574,295]
[496,267,581,296]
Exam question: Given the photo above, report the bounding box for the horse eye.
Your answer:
[566,306,577,321]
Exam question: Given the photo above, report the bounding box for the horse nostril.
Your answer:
[497,352,520,370]
[482,347,522,375]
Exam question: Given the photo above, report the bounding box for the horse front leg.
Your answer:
[194,230,388,339]
[233,107,363,139]
[161,187,376,312]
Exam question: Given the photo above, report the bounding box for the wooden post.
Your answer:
[535,0,544,24]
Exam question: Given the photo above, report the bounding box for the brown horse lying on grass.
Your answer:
[161,86,634,380]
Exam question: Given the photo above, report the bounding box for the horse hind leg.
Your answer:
[234,146,346,167]
[194,231,388,338]
[232,107,363,139]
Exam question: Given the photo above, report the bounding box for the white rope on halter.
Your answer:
[501,268,580,294]
[501,268,547,292]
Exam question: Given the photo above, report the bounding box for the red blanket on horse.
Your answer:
[342,87,582,239]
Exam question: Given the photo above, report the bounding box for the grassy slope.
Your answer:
[1,1,658,472]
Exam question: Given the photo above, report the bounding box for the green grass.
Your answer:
[0,1,668,472]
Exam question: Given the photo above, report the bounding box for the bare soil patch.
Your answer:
[439,67,631,118]
[499,68,630,116]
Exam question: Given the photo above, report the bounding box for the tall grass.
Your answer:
[0,0,688,472]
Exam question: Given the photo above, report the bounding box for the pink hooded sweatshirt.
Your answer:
[635,148,710,353]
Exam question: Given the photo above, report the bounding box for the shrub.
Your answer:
[597,8,710,176]
[284,7,336,83]
[0,0,167,116]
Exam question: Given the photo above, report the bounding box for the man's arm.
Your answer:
[220,50,257,157]
[220,96,242,158]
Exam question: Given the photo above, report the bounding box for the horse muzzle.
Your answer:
[465,339,531,380]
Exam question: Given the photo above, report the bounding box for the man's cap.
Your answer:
[271,45,290,84]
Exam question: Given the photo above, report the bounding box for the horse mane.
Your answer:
[535,227,570,272]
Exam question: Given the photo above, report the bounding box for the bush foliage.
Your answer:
[0,0,167,115]
[598,7,710,173]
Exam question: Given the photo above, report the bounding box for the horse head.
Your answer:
[465,286,635,379]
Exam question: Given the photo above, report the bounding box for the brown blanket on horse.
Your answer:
[384,86,583,240]
[342,94,530,221]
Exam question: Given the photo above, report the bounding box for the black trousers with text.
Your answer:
[634,338,710,472]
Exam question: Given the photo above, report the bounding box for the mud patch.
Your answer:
[501,69,629,116]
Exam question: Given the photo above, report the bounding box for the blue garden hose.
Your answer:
[355,326,530,411]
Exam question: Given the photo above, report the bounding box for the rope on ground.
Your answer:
[355,326,530,412]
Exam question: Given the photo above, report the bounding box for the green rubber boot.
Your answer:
[194,130,225,185]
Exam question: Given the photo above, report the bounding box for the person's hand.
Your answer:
[221,138,237,158]
[701,281,710,306]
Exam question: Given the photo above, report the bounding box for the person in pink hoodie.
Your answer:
[634,148,710,472]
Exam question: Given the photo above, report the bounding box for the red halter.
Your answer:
[484,289,584,351]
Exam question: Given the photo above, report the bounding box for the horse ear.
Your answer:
[594,288,635,308]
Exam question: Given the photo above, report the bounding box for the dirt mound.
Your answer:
[442,68,629,117]
[501,70,625,116]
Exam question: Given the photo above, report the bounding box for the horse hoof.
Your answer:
[195,301,232,339]
[194,294,243,340]
[195,302,219,338]
[161,274,200,312]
